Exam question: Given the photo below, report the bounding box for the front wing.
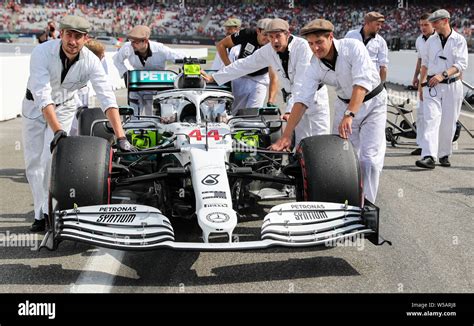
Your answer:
[40,201,380,251]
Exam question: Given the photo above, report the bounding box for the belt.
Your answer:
[421,75,460,87]
[337,82,384,104]
[26,88,34,101]
[25,88,73,106]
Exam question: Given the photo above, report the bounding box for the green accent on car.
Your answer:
[184,64,201,76]
[233,130,260,163]
[127,129,161,149]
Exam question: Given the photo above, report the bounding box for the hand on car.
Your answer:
[338,116,353,139]
[201,70,214,83]
[117,137,137,152]
[269,135,292,151]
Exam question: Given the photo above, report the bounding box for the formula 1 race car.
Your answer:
[40,58,381,251]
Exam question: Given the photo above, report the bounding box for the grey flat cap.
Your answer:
[127,25,151,40]
[265,18,289,33]
[223,18,242,27]
[59,15,91,34]
[428,9,450,22]
[300,19,334,36]
[365,11,385,23]
[256,18,272,30]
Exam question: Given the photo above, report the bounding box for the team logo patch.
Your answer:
[206,212,230,223]
[244,43,255,54]
[201,174,219,185]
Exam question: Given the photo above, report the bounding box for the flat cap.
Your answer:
[59,15,91,34]
[428,9,450,22]
[127,25,151,40]
[365,11,385,22]
[300,19,334,36]
[265,18,289,33]
[256,18,272,30]
[223,18,242,27]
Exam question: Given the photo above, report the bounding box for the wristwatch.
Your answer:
[344,110,355,118]
[442,70,449,79]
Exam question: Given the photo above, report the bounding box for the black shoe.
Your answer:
[439,156,451,167]
[410,148,422,155]
[416,156,435,169]
[30,219,45,233]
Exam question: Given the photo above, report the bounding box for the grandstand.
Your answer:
[1,0,472,50]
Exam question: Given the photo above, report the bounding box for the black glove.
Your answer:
[266,102,277,108]
[50,129,67,153]
[117,137,137,152]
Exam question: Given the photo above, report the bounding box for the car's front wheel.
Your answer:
[50,136,112,211]
[295,135,363,207]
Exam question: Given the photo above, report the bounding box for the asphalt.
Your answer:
[0,84,473,294]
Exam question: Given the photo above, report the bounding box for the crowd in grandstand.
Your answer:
[1,0,472,46]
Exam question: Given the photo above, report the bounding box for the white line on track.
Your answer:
[69,248,124,293]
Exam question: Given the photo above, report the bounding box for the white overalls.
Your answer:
[294,38,387,203]
[414,34,432,148]
[345,28,389,72]
[113,41,184,116]
[420,30,468,159]
[22,40,117,220]
[213,35,330,145]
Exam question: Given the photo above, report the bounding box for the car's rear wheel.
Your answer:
[295,135,362,207]
[50,136,112,211]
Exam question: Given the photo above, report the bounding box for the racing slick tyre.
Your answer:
[77,107,114,142]
[50,136,112,211]
[296,135,362,207]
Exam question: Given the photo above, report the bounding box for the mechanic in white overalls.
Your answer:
[203,18,330,147]
[215,18,279,113]
[113,25,185,116]
[22,16,134,232]
[410,13,435,156]
[416,9,468,169]
[211,18,242,71]
[345,11,389,83]
[70,39,109,135]
[272,19,387,204]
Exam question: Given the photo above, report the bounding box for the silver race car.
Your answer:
[41,58,381,251]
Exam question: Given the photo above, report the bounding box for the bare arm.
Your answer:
[267,66,279,104]
[418,65,428,101]
[412,58,421,87]
[269,102,307,151]
[216,36,235,66]
[105,108,125,138]
[379,66,387,83]
[42,104,62,133]
[339,85,367,139]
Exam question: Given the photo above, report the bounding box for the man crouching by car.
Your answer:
[22,15,135,233]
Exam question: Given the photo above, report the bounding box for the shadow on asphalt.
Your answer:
[112,250,360,287]
[437,187,474,196]
[0,168,27,184]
